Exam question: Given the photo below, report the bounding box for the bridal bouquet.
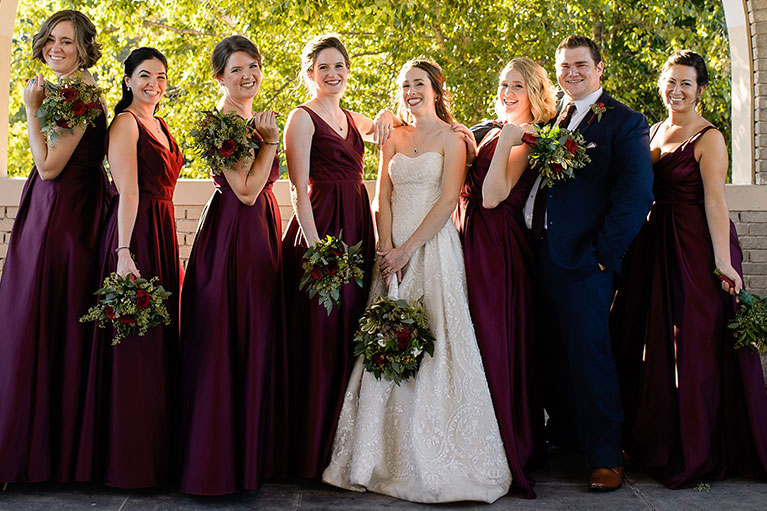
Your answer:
[35,74,102,147]
[715,270,767,353]
[299,232,365,315]
[353,293,435,385]
[80,272,172,346]
[190,110,260,176]
[519,124,591,188]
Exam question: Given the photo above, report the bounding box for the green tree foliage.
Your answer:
[8,0,730,178]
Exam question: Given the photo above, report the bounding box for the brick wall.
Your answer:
[733,210,767,295]
[751,0,767,184]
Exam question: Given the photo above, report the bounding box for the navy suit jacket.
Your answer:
[544,91,653,277]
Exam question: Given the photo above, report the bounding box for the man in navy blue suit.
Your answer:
[523,35,654,490]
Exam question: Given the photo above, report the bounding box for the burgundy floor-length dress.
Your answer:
[283,105,375,478]
[179,139,287,495]
[0,110,111,483]
[453,132,543,499]
[612,125,767,488]
[90,111,183,488]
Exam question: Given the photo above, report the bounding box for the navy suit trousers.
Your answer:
[536,236,624,469]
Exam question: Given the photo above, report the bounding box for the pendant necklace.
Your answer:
[412,120,437,154]
[317,100,344,134]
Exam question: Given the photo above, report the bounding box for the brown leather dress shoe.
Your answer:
[588,466,624,491]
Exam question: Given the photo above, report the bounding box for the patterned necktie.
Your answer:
[531,102,577,238]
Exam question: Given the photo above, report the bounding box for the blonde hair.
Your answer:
[495,57,556,124]
[300,34,350,93]
[396,56,455,125]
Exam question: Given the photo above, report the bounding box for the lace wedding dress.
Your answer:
[322,152,512,504]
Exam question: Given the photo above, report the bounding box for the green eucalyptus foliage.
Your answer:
[8,0,731,178]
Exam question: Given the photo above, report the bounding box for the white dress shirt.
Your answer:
[523,87,604,230]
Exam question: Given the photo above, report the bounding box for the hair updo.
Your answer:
[114,47,168,116]
[211,35,262,78]
[661,49,709,88]
[300,34,350,93]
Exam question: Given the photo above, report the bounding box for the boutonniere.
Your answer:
[588,102,613,124]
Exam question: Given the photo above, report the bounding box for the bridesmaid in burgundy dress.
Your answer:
[612,50,767,488]
[453,57,555,498]
[0,10,110,484]
[179,35,285,495]
[92,47,183,488]
[283,34,393,478]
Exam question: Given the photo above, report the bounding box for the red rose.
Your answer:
[551,164,564,174]
[372,353,385,366]
[60,87,77,101]
[56,118,70,128]
[218,139,236,157]
[135,289,151,309]
[71,100,87,116]
[327,265,338,277]
[105,305,116,319]
[330,248,343,258]
[396,329,412,350]
[87,101,97,110]
[564,138,578,154]
[311,267,322,280]
[117,314,136,324]
[595,102,605,108]
[207,147,215,156]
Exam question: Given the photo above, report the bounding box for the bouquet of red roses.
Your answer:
[299,232,364,315]
[716,270,767,353]
[80,272,172,345]
[35,74,102,147]
[353,281,435,385]
[519,124,591,188]
[190,110,260,176]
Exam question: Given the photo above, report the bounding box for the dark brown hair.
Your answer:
[396,56,455,125]
[556,34,602,65]
[32,10,101,68]
[661,49,709,87]
[211,35,262,78]
[300,34,350,92]
[114,47,168,116]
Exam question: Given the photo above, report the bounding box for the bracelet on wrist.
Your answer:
[115,246,130,253]
[262,140,279,146]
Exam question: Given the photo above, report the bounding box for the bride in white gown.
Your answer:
[322,57,511,504]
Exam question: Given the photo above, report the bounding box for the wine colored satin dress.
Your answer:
[454,131,543,498]
[283,105,375,478]
[179,139,287,495]
[611,125,767,488]
[90,111,183,488]
[0,110,111,483]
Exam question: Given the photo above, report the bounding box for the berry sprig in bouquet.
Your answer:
[353,284,435,385]
[190,110,260,176]
[80,272,172,346]
[35,74,103,147]
[299,232,365,315]
[518,124,591,188]
[715,270,767,353]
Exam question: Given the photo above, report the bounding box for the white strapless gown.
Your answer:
[322,152,512,503]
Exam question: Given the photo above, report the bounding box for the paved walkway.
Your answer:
[1,453,766,510]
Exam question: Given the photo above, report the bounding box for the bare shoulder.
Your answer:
[699,124,724,145]
[109,112,139,139]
